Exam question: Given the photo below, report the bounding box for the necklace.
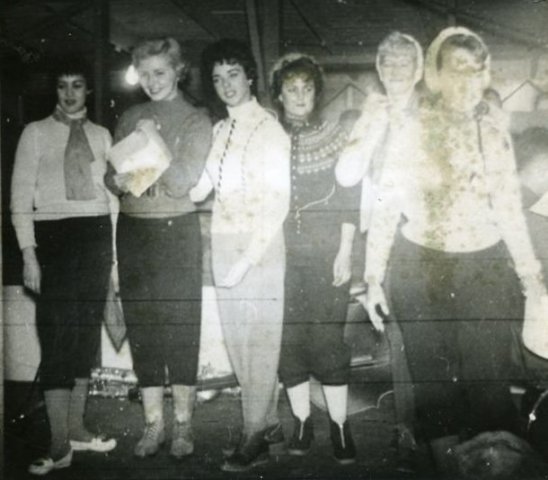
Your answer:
[216,116,268,203]
[216,119,236,202]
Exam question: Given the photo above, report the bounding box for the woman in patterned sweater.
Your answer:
[270,53,359,465]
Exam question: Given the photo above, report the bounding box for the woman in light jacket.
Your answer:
[364,27,547,473]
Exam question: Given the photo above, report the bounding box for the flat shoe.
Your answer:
[70,436,117,452]
[28,449,73,475]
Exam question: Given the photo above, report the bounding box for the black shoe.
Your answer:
[330,420,356,465]
[222,423,284,457]
[221,430,270,472]
[288,417,314,456]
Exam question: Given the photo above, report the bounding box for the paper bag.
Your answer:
[108,121,172,197]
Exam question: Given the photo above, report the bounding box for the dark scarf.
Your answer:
[53,106,97,201]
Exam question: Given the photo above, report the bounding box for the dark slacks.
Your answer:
[35,216,112,390]
[117,213,202,387]
[279,247,351,388]
[387,233,523,440]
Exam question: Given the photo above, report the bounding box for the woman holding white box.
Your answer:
[105,37,212,460]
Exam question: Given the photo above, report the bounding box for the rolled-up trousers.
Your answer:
[35,216,112,390]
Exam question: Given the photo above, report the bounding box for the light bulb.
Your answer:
[125,65,139,86]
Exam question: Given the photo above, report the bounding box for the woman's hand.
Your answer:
[333,222,355,287]
[112,172,133,193]
[362,282,389,332]
[333,250,352,287]
[22,246,41,294]
[136,118,158,132]
[218,258,253,288]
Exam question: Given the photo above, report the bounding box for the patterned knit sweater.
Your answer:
[283,117,358,258]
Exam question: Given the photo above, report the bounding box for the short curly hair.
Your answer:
[51,56,92,90]
[269,53,324,107]
[201,39,257,94]
[131,37,189,82]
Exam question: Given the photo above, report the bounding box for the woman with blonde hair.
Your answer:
[105,37,212,460]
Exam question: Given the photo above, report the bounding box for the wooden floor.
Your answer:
[4,366,433,480]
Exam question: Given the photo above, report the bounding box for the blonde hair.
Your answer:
[132,37,188,80]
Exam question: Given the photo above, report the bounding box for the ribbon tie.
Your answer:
[53,106,97,201]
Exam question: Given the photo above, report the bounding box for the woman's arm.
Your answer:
[333,222,356,287]
[189,167,214,203]
[363,152,404,331]
[335,94,389,187]
[160,112,213,198]
[11,124,40,250]
[488,129,546,296]
[218,124,290,288]
[11,124,42,293]
[241,123,291,266]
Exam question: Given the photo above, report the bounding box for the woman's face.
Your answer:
[136,54,179,102]
[438,46,486,112]
[378,53,417,99]
[212,61,252,108]
[56,75,88,115]
[279,74,316,121]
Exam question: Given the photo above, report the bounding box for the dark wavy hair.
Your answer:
[200,38,258,118]
[51,56,92,90]
[269,54,324,112]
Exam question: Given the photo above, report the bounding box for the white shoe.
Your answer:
[28,449,73,475]
[70,436,117,452]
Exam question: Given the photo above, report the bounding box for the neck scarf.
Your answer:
[53,105,97,201]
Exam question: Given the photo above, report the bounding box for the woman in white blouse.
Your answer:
[364,27,548,472]
[191,39,290,473]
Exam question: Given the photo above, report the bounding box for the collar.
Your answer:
[53,105,87,125]
[522,185,541,210]
[227,97,261,122]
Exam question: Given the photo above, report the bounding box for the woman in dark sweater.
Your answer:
[269,53,358,465]
[105,37,212,460]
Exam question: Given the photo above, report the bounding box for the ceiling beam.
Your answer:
[259,0,281,102]
[245,0,267,99]
[15,0,94,41]
[170,0,223,40]
[289,0,333,54]
[93,0,109,125]
[400,0,548,50]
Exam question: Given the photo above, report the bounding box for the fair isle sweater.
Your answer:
[106,91,212,218]
[11,115,112,250]
[192,97,290,265]
[283,117,358,260]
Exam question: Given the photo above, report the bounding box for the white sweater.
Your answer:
[192,98,290,265]
[11,115,113,249]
